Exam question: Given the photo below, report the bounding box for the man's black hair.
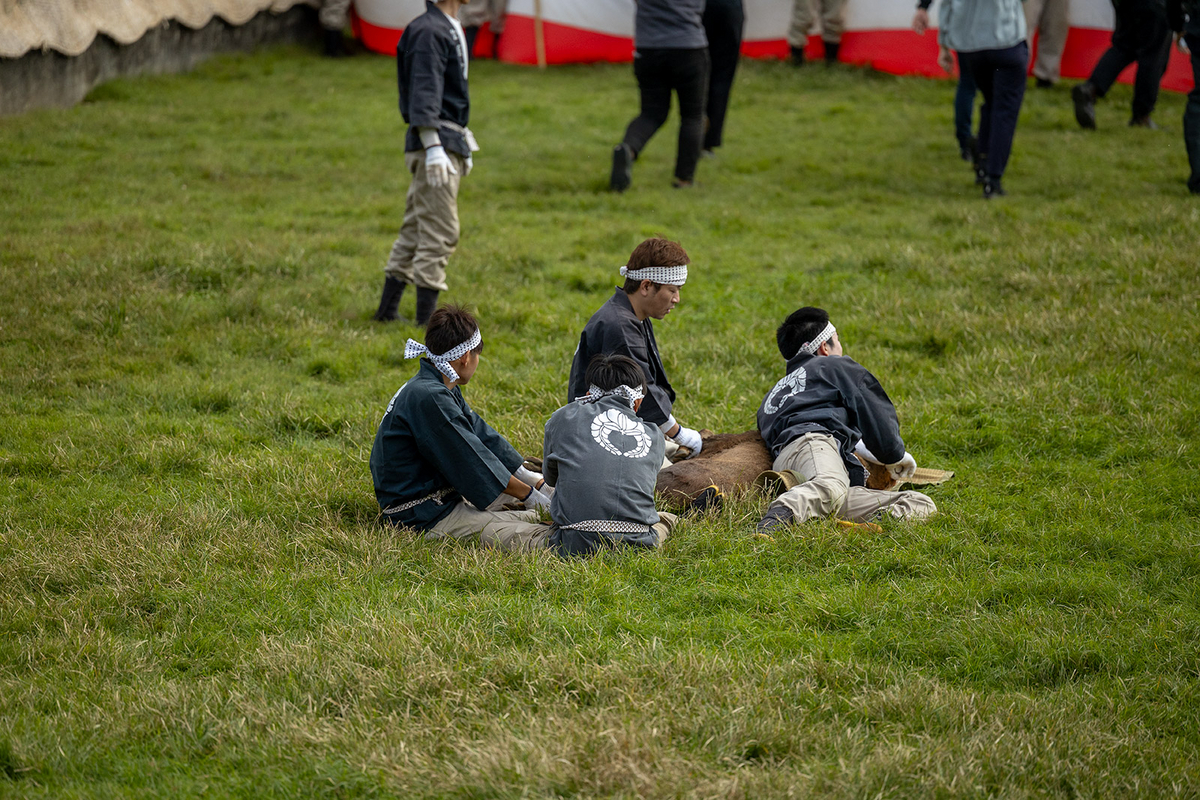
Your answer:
[585,354,648,394]
[425,304,482,357]
[776,306,830,360]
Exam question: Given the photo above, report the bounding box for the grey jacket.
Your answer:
[937,0,1027,52]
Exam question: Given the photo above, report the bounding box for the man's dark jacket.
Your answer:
[397,1,471,156]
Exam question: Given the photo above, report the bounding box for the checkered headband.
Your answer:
[619,264,688,286]
[404,328,482,382]
[797,322,836,356]
[579,384,644,409]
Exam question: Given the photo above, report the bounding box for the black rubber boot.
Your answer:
[323,28,347,58]
[823,41,840,64]
[1072,82,1097,130]
[790,45,806,66]
[373,277,405,322]
[415,288,439,327]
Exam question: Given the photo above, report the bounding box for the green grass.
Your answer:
[2,45,1199,797]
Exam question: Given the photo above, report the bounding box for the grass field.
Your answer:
[2,44,1199,798]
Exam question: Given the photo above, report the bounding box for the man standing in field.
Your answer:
[567,237,704,463]
[373,0,479,326]
[756,306,936,535]
[371,305,554,551]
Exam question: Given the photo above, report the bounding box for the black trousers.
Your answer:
[1088,0,1172,119]
[961,42,1028,180]
[622,47,711,182]
[1185,36,1200,192]
[702,0,744,150]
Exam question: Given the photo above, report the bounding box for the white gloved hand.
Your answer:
[854,440,883,464]
[424,145,458,188]
[464,155,473,176]
[887,452,917,481]
[515,465,542,487]
[671,426,703,458]
[523,486,553,512]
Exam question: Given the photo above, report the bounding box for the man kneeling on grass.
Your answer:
[544,354,719,557]
[370,304,553,551]
[756,307,937,536]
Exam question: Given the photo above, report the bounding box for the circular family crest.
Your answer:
[590,409,653,458]
[763,368,806,415]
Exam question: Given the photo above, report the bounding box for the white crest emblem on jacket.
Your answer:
[591,409,652,458]
[764,368,807,415]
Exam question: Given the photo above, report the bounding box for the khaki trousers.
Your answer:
[319,0,352,30]
[769,432,937,524]
[426,500,552,553]
[788,0,846,46]
[1025,0,1070,82]
[384,151,464,292]
[649,512,677,547]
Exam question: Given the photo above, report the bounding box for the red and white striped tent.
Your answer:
[353,0,1193,93]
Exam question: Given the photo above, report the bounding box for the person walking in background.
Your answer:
[609,0,710,190]
[459,0,506,59]
[913,0,978,161]
[787,0,847,65]
[374,0,479,326]
[701,0,744,157]
[937,0,1028,198]
[319,0,353,57]
[1025,0,1070,87]
[1168,0,1200,191]
[1072,0,1172,128]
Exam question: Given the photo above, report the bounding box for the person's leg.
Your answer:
[1089,5,1140,98]
[383,152,423,286]
[1034,0,1070,83]
[650,511,677,546]
[841,487,937,522]
[954,51,977,158]
[963,51,994,172]
[408,152,462,322]
[820,0,846,61]
[702,0,743,151]
[428,502,552,553]
[672,48,709,184]
[982,42,1029,183]
[767,433,851,523]
[1185,40,1200,193]
[622,50,674,156]
[1129,11,1172,122]
[787,0,815,62]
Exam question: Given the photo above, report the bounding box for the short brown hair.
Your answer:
[622,237,690,294]
[425,304,482,356]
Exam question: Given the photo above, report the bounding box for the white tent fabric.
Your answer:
[0,0,315,58]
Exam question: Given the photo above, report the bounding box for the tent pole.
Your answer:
[533,0,547,68]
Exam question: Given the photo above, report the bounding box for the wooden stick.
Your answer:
[533,0,547,68]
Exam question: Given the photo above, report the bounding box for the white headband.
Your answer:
[619,264,688,286]
[579,383,645,408]
[404,328,482,382]
[798,322,836,356]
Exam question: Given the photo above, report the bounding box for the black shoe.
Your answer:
[323,28,347,58]
[790,46,806,66]
[823,41,840,64]
[671,179,694,189]
[684,485,724,518]
[610,143,633,192]
[982,175,1006,199]
[415,287,439,327]
[1072,83,1097,130]
[1129,115,1161,129]
[1035,77,1054,89]
[973,152,987,185]
[756,504,794,537]
[372,277,406,322]
[958,135,978,163]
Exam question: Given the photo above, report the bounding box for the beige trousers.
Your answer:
[649,512,677,546]
[787,0,846,46]
[384,151,464,292]
[426,500,552,553]
[1024,0,1070,83]
[319,0,352,31]
[769,432,937,524]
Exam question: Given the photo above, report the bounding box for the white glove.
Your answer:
[464,155,473,176]
[514,465,542,487]
[424,145,457,188]
[887,452,917,481]
[523,486,552,512]
[854,440,883,465]
[671,426,703,458]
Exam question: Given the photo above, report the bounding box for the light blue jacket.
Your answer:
[938,0,1027,53]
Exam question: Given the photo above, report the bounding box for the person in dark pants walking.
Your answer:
[1168,0,1200,191]
[1072,0,1173,128]
[937,0,1028,198]
[701,0,744,156]
[610,0,710,190]
[914,0,978,161]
